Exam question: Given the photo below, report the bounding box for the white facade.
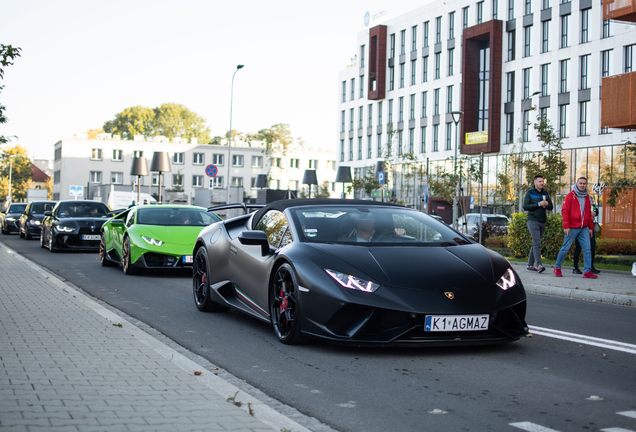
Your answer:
[337,0,636,174]
[52,135,338,203]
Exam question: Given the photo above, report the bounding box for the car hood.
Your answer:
[58,217,107,226]
[132,225,205,246]
[305,243,507,291]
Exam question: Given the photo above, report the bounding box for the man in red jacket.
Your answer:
[553,177,598,279]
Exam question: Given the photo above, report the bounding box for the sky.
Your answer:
[1,0,430,161]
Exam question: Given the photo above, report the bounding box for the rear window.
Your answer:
[9,204,26,213]
[487,216,508,226]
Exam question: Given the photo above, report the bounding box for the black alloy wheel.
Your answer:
[99,233,118,267]
[270,263,305,345]
[122,236,139,275]
[24,226,32,240]
[48,231,56,252]
[193,246,228,312]
[40,229,47,248]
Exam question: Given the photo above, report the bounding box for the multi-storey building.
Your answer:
[337,0,636,211]
[52,134,338,205]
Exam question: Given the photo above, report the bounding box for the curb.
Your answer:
[525,283,636,306]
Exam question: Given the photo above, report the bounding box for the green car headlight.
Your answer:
[141,235,164,246]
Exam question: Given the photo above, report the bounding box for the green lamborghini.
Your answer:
[100,205,221,275]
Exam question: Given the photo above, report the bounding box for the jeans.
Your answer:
[574,235,596,269]
[527,220,546,267]
[555,227,592,273]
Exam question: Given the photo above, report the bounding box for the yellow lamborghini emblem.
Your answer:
[444,292,455,299]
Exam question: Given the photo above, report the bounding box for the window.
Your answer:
[359,106,364,129]
[342,81,346,103]
[378,101,383,125]
[541,20,550,53]
[340,140,345,162]
[231,177,243,187]
[54,147,61,161]
[400,29,406,55]
[173,152,184,164]
[172,174,183,187]
[112,149,123,161]
[523,67,531,99]
[54,170,60,184]
[359,76,364,98]
[272,158,282,168]
[434,88,440,116]
[580,55,589,90]
[601,50,611,78]
[580,9,589,43]
[493,0,499,19]
[377,133,382,157]
[543,0,550,9]
[477,1,484,23]
[447,85,453,113]
[326,160,336,170]
[559,104,568,137]
[626,45,635,73]
[421,126,427,152]
[421,91,428,117]
[399,97,404,122]
[579,101,588,136]
[290,158,300,168]
[111,172,123,185]
[389,66,395,91]
[508,31,516,61]
[133,150,143,158]
[410,59,416,85]
[478,42,490,132]
[388,99,394,124]
[350,108,354,130]
[152,174,159,186]
[368,104,373,127]
[560,14,569,48]
[433,124,439,151]
[360,44,365,68]
[193,153,204,164]
[507,72,515,102]
[341,110,346,132]
[399,63,405,88]
[193,175,203,188]
[210,176,224,189]
[390,33,395,58]
[435,17,442,44]
[449,12,455,39]
[367,136,372,159]
[505,113,515,143]
[358,137,363,159]
[463,7,469,29]
[409,128,415,153]
[508,0,514,20]
[523,110,530,141]
[412,25,418,51]
[423,21,430,47]
[560,59,569,93]
[212,154,224,165]
[602,20,611,39]
[524,26,531,57]
[435,53,441,79]
[397,130,403,155]
[448,48,454,76]
[90,171,102,184]
[252,156,263,168]
[422,56,429,82]
[410,94,416,120]
[541,64,549,96]
[91,148,102,160]
[525,0,531,15]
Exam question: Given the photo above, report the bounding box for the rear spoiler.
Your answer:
[208,203,264,214]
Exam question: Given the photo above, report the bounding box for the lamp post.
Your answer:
[335,166,352,199]
[302,169,318,199]
[518,90,541,212]
[7,155,15,203]
[450,111,463,230]
[227,64,244,204]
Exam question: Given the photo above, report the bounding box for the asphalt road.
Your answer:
[2,233,635,432]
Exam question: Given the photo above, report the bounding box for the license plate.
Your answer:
[182,255,193,263]
[81,235,100,241]
[425,315,489,332]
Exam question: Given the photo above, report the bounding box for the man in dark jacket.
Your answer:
[523,175,553,273]
[553,177,598,279]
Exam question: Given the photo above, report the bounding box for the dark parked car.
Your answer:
[1,203,27,234]
[41,200,111,252]
[192,199,528,346]
[18,201,56,239]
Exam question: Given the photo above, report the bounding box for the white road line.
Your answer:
[510,422,561,432]
[618,411,636,419]
[600,428,635,432]
[528,326,636,355]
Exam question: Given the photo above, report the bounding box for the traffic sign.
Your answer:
[378,171,386,185]
[69,185,83,196]
[205,164,218,177]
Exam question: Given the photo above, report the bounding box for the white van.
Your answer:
[107,191,157,210]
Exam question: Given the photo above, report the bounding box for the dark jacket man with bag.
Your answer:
[523,175,553,273]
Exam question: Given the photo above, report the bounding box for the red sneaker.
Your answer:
[553,267,563,277]
[583,271,598,279]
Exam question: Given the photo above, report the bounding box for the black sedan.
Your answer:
[192,199,528,346]
[41,200,112,252]
[1,203,27,234]
[18,201,56,239]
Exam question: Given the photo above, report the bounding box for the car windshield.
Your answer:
[9,204,26,213]
[136,208,221,227]
[31,203,55,214]
[289,206,471,246]
[57,203,109,218]
[487,216,508,226]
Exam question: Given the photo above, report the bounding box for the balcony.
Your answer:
[603,0,636,22]
[601,72,636,129]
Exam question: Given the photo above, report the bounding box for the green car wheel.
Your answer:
[122,236,139,275]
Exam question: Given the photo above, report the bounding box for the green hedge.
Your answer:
[596,238,636,255]
[508,212,572,260]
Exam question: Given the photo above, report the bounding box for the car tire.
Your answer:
[19,229,25,238]
[25,229,32,240]
[270,263,305,345]
[122,236,139,275]
[48,232,56,252]
[40,230,47,248]
[99,233,118,267]
[193,246,229,312]
[1,225,7,235]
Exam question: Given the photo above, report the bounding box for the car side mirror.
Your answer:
[110,219,124,225]
[238,231,270,256]
[44,211,52,217]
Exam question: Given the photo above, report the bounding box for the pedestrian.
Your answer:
[523,175,553,273]
[553,177,598,279]
[128,200,136,208]
[573,203,600,274]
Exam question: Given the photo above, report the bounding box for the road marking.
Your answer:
[528,326,636,355]
[600,428,635,432]
[618,412,636,419]
[510,422,560,432]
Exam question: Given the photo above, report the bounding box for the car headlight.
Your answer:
[56,225,75,232]
[496,268,517,291]
[29,220,41,225]
[141,235,164,246]
[6,217,15,221]
[325,269,380,293]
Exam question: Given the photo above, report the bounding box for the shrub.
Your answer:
[472,222,508,245]
[508,212,571,260]
[486,234,509,249]
[596,238,636,256]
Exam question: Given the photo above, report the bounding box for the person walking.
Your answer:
[573,203,600,274]
[553,177,598,279]
[523,175,553,273]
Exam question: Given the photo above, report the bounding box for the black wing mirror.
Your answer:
[238,231,270,256]
[44,211,53,217]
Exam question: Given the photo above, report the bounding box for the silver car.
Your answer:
[456,213,509,235]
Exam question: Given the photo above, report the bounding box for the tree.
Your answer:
[253,124,296,181]
[0,145,32,202]
[103,106,155,140]
[1,44,22,145]
[601,139,636,207]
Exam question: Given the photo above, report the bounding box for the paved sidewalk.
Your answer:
[0,243,315,432]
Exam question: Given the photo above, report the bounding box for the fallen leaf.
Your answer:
[526,333,533,338]
[194,371,202,376]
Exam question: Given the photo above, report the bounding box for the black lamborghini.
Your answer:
[192,199,528,346]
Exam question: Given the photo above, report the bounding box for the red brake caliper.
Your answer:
[202,274,206,284]
[279,284,289,314]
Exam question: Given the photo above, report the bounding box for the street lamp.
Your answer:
[518,90,541,212]
[450,111,463,230]
[227,64,244,204]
